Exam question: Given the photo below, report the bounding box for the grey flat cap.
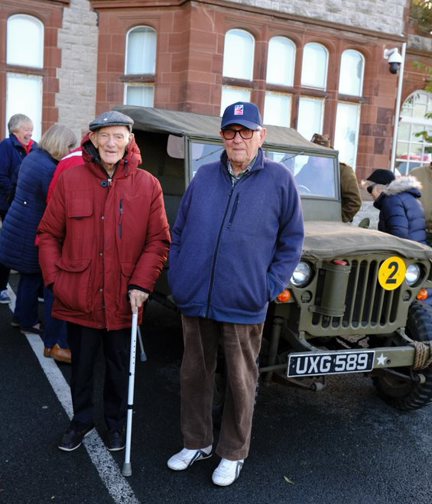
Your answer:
[89,110,134,132]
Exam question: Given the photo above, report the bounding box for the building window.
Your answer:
[124,26,157,106]
[396,90,432,175]
[297,97,325,141]
[264,92,292,127]
[339,50,364,97]
[263,37,295,127]
[221,29,254,112]
[7,14,44,68]
[222,29,255,80]
[220,86,251,114]
[334,102,361,168]
[6,14,44,140]
[266,36,295,86]
[334,50,364,168]
[301,42,328,90]
[125,85,155,107]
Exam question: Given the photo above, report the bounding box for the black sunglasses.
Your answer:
[367,184,376,195]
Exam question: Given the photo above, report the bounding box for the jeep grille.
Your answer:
[311,259,401,330]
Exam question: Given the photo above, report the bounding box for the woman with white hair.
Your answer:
[0,113,37,304]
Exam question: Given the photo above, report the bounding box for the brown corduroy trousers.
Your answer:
[180,315,264,461]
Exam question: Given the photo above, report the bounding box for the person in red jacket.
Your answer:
[37,111,170,452]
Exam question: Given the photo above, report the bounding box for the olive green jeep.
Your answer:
[116,105,432,411]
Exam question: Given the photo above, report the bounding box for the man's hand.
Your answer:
[129,289,149,313]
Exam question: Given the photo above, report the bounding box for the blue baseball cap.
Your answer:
[221,102,263,130]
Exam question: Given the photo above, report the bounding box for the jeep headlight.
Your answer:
[406,263,421,286]
[290,261,312,287]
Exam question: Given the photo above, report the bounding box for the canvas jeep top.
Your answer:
[116,105,432,412]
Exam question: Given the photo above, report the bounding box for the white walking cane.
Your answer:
[122,310,147,477]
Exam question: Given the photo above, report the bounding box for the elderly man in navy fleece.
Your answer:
[167,101,304,486]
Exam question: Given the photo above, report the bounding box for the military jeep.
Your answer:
[116,105,432,411]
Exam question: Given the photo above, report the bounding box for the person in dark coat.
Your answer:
[0,124,77,358]
[363,168,427,244]
[0,114,37,304]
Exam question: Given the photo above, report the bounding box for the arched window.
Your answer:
[124,26,157,106]
[126,26,156,74]
[222,29,255,80]
[6,15,44,140]
[301,42,328,90]
[396,90,432,175]
[221,29,255,114]
[339,50,364,96]
[266,36,295,86]
[262,36,296,127]
[7,14,44,68]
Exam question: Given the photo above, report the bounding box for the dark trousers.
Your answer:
[43,287,68,349]
[67,323,131,431]
[180,316,264,460]
[14,272,43,327]
[0,210,10,291]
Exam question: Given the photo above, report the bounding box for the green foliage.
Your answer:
[411,0,432,34]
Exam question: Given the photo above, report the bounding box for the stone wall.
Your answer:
[225,0,408,36]
[56,0,98,141]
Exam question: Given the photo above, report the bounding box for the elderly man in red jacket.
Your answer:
[38,110,170,452]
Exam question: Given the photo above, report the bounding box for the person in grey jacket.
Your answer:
[167,102,304,486]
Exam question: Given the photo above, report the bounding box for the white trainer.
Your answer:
[212,458,244,486]
[167,445,212,471]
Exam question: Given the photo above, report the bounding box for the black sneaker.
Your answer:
[106,429,126,452]
[58,423,94,452]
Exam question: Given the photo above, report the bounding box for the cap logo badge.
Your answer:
[234,104,244,116]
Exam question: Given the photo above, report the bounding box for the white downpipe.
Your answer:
[390,42,407,173]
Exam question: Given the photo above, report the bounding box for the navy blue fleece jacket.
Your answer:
[168,148,304,324]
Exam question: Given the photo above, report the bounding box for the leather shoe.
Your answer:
[106,429,126,451]
[58,423,94,452]
[43,347,52,358]
[50,344,71,364]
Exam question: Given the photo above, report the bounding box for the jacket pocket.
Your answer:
[53,258,92,313]
[67,194,93,218]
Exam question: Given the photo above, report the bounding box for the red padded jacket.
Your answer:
[37,134,170,330]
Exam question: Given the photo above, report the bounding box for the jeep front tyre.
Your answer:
[373,301,432,411]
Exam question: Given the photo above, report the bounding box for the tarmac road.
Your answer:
[1,283,432,504]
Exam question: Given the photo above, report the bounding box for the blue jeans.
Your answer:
[14,273,42,328]
[43,287,68,349]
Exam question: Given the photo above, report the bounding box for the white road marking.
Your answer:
[7,284,140,504]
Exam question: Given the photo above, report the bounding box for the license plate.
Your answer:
[287,350,375,377]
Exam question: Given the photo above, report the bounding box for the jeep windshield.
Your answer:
[190,140,338,199]
[113,105,341,220]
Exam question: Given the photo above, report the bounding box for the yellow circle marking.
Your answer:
[378,257,406,291]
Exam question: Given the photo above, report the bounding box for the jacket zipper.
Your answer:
[205,172,250,317]
[119,198,123,239]
[227,193,239,228]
